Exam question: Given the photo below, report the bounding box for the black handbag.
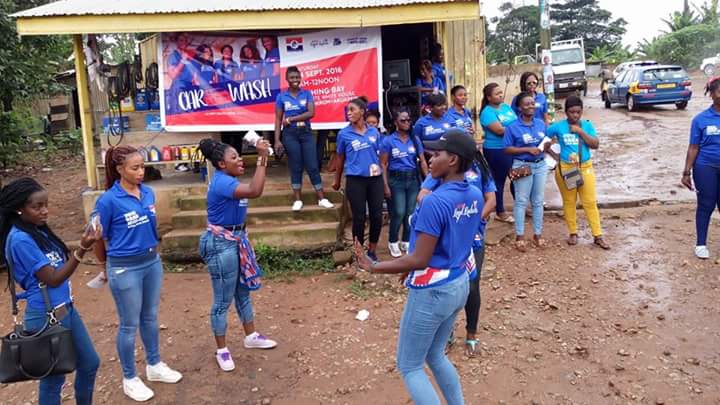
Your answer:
[0,248,76,384]
[559,133,585,190]
[409,134,425,184]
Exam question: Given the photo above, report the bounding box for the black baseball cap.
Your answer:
[423,128,476,161]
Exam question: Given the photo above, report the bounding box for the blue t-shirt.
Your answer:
[214,59,240,82]
[94,182,160,257]
[412,114,454,142]
[690,106,720,167]
[241,62,262,81]
[336,124,382,177]
[207,171,248,226]
[547,119,596,163]
[503,118,547,161]
[415,76,446,104]
[196,62,216,85]
[446,107,473,134]
[480,104,518,149]
[511,92,548,121]
[380,132,424,172]
[6,227,71,310]
[421,162,496,250]
[432,62,446,84]
[275,89,313,128]
[168,50,195,89]
[262,47,280,77]
[406,181,483,289]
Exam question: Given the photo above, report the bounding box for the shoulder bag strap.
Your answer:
[4,243,20,323]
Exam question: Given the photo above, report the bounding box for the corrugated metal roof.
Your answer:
[13,0,472,18]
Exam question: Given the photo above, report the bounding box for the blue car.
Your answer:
[605,65,692,111]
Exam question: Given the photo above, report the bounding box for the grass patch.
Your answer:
[348,279,371,299]
[254,244,335,280]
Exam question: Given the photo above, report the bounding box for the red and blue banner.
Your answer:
[159,28,382,131]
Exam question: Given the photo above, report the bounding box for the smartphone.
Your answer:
[86,214,100,233]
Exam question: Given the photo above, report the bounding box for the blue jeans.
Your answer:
[397,273,469,405]
[484,148,515,214]
[282,126,323,191]
[693,163,720,245]
[199,231,254,336]
[106,251,163,379]
[389,170,420,243]
[512,159,548,236]
[24,305,100,405]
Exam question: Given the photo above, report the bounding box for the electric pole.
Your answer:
[539,0,555,121]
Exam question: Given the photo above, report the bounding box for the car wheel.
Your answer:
[704,65,715,76]
[676,101,688,110]
[604,96,611,109]
[627,95,638,112]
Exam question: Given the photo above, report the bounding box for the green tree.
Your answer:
[0,0,72,112]
[636,37,663,61]
[662,0,699,32]
[695,0,719,25]
[97,34,137,64]
[487,2,540,64]
[587,44,636,64]
[550,0,628,56]
[649,23,720,67]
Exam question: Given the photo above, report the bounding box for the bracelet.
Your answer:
[257,156,268,167]
[79,243,93,251]
[72,250,84,262]
[683,171,691,176]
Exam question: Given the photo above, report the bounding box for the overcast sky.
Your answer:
[480,0,686,48]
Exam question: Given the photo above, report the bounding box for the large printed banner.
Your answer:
[159,28,382,131]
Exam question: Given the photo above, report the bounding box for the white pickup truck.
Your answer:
[548,39,587,95]
[701,54,720,76]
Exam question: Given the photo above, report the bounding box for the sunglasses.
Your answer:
[398,118,411,123]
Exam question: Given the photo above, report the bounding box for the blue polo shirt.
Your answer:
[168,50,195,89]
[480,104,517,149]
[241,62,261,81]
[415,76,446,104]
[421,162,496,251]
[511,92,548,121]
[214,60,240,82]
[380,132,424,172]
[336,124,382,177]
[432,62,446,84]
[94,182,160,257]
[406,181,483,289]
[413,114,454,142]
[263,47,280,77]
[207,171,248,226]
[196,62,216,84]
[276,89,313,128]
[690,106,720,167]
[503,118,547,161]
[547,119,596,163]
[5,227,71,310]
[446,107,473,134]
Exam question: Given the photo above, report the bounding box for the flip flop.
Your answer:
[594,237,610,250]
[567,234,578,246]
[515,240,527,253]
[534,237,547,248]
[465,339,480,357]
[496,213,515,223]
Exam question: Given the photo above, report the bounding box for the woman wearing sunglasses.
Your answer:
[511,72,550,126]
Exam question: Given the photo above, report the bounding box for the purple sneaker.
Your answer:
[244,332,278,349]
[215,350,235,371]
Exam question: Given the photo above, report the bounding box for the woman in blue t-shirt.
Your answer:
[193,44,217,86]
[380,110,429,258]
[214,45,240,83]
[682,77,720,259]
[416,59,446,108]
[333,97,384,261]
[239,44,262,82]
[480,82,518,224]
[0,177,102,405]
[355,130,483,405]
[504,92,551,252]
[93,146,182,402]
[417,146,497,357]
[511,72,550,125]
[274,66,334,212]
[197,138,278,373]
[446,85,475,136]
[412,93,454,143]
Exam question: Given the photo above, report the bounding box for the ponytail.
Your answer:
[105,145,138,190]
[198,138,230,170]
[473,150,493,186]
[481,83,500,112]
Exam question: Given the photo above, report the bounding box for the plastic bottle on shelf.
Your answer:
[138,147,149,162]
[149,146,161,162]
[180,146,190,161]
[173,146,181,160]
[162,146,172,161]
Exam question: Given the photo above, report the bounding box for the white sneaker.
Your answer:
[146,361,183,383]
[318,198,335,209]
[695,245,710,259]
[123,377,154,402]
[244,332,278,349]
[215,349,235,372]
[388,242,402,258]
[292,200,303,212]
[399,242,410,253]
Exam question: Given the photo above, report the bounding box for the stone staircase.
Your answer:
[161,179,343,261]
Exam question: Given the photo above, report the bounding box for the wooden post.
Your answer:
[72,34,98,189]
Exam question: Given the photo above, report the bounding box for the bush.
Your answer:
[651,24,720,67]
[254,244,335,280]
[0,111,26,168]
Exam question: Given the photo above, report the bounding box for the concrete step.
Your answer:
[161,222,339,261]
[179,190,343,211]
[172,205,339,229]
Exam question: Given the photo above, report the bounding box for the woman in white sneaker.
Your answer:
[682,76,720,259]
[93,146,182,402]
[380,110,428,257]
[198,138,278,373]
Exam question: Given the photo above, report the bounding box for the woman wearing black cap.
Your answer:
[355,128,482,405]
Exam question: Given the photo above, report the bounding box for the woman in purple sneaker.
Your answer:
[198,138,278,372]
